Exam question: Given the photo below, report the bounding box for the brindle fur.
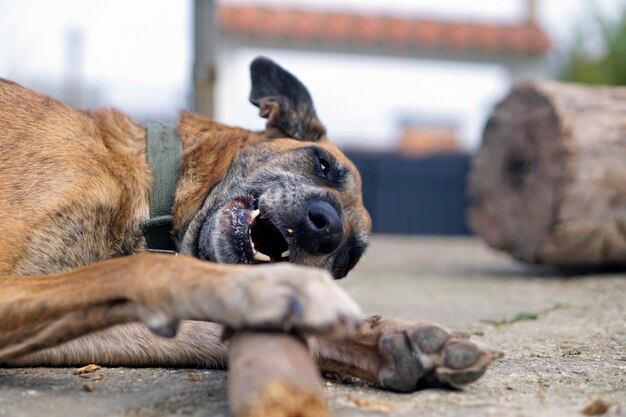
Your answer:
[0,58,500,391]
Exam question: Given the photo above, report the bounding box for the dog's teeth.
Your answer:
[281,250,290,258]
[253,252,271,262]
[250,209,260,223]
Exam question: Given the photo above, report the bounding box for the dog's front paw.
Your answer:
[375,319,503,391]
[216,263,363,335]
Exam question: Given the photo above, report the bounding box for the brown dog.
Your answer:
[0,57,500,391]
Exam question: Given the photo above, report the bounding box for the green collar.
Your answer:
[139,122,182,252]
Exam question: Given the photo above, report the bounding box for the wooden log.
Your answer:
[468,81,626,268]
[228,332,331,417]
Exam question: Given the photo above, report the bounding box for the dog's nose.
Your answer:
[299,201,343,255]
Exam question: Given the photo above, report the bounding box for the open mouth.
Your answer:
[197,196,292,264]
[247,209,290,263]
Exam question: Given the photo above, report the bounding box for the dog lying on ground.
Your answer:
[0,57,501,392]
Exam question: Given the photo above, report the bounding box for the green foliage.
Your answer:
[563,7,626,86]
[480,312,539,327]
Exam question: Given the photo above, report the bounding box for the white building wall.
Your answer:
[214,45,511,152]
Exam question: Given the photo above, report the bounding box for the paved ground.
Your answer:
[1,236,624,417]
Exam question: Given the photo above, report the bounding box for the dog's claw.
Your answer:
[141,310,180,338]
[283,296,304,327]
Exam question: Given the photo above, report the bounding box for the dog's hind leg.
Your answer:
[0,252,361,363]
[6,321,228,367]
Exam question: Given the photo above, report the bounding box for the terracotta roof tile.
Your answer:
[326,13,354,40]
[218,5,550,55]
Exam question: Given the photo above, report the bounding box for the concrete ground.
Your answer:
[1,236,624,417]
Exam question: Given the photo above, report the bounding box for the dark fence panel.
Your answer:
[344,152,471,235]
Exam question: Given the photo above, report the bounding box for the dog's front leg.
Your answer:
[0,252,361,363]
[311,316,503,392]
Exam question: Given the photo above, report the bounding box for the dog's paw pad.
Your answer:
[413,325,449,353]
[445,367,488,385]
[443,340,481,369]
[379,331,426,392]
[376,322,502,391]
[436,338,503,388]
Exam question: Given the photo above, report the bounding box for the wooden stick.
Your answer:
[228,331,331,417]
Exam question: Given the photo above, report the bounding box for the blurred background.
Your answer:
[1,0,624,234]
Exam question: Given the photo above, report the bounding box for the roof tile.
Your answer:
[218,5,550,55]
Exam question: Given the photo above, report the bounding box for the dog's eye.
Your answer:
[319,157,330,176]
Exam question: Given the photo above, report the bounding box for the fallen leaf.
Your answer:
[346,395,395,412]
[187,373,201,382]
[92,375,105,381]
[82,383,94,392]
[581,399,612,415]
[74,364,101,375]
[506,384,517,391]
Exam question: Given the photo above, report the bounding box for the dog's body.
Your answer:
[0,58,499,391]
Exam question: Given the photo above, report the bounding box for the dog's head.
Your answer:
[177,57,371,278]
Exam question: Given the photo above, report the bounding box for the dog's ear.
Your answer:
[249,56,326,141]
